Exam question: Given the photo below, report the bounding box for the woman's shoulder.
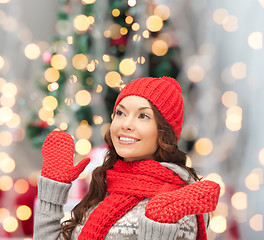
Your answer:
[159,162,196,184]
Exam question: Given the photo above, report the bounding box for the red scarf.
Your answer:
[78,160,207,240]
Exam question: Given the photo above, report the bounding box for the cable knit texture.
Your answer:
[78,160,220,240]
[41,131,90,183]
[113,77,184,142]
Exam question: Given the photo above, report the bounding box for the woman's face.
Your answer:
[110,95,158,162]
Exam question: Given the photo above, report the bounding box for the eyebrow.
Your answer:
[118,104,152,111]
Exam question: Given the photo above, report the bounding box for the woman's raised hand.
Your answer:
[41,130,90,183]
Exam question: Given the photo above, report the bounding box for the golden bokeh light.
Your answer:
[6,113,20,128]
[259,148,264,166]
[222,15,238,32]
[137,56,145,64]
[73,14,90,32]
[259,0,264,7]
[146,15,163,32]
[14,179,29,194]
[226,106,242,131]
[194,138,213,156]
[230,62,247,79]
[87,16,95,24]
[44,67,60,83]
[42,96,58,111]
[186,156,192,167]
[105,71,123,88]
[0,131,13,146]
[93,115,103,125]
[75,121,92,139]
[222,91,237,107]
[24,43,41,60]
[248,32,263,50]
[50,54,67,70]
[82,0,96,4]
[103,54,110,62]
[128,0,136,7]
[0,77,6,90]
[75,139,92,155]
[72,54,88,70]
[133,34,141,42]
[212,8,229,25]
[3,216,18,232]
[120,27,128,35]
[60,122,68,131]
[209,216,227,233]
[245,172,260,191]
[231,192,247,210]
[132,23,140,31]
[125,16,133,24]
[119,58,136,76]
[0,107,13,122]
[142,30,150,38]
[96,84,103,93]
[16,205,32,221]
[87,61,96,72]
[187,65,205,82]
[154,4,170,20]
[38,107,54,122]
[0,175,13,191]
[152,39,168,56]
[249,214,263,231]
[0,156,15,173]
[112,9,120,17]
[2,82,17,97]
[1,95,16,108]
[75,90,91,106]
[47,82,59,91]
[0,208,10,223]
[0,56,4,69]
[67,36,73,44]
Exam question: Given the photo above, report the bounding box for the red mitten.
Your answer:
[41,130,90,183]
[145,180,220,223]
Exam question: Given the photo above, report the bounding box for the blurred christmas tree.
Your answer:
[26,0,182,157]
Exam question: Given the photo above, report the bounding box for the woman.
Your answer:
[34,76,220,240]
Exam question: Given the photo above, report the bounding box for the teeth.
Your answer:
[119,137,138,142]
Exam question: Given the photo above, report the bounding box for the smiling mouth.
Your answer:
[119,136,140,142]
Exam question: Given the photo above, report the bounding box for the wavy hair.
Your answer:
[60,102,199,239]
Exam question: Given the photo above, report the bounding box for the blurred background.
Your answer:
[0,0,264,239]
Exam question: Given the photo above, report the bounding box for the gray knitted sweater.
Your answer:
[34,163,206,240]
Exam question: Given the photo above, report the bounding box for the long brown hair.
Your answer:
[60,102,199,239]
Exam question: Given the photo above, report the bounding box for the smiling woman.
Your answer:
[33,76,220,240]
[110,96,158,162]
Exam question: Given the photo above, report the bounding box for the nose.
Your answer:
[122,115,135,131]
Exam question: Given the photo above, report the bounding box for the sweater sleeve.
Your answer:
[138,214,197,240]
[33,176,72,240]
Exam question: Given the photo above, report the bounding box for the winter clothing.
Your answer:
[78,160,219,240]
[41,131,90,183]
[113,77,184,142]
[34,161,216,240]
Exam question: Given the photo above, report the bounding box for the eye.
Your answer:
[139,113,150,119]
[115,109,125,117]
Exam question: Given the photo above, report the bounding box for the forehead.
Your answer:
[118,95,152,108]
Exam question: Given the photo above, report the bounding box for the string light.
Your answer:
[75,90,91,106]
[248,32,263,49]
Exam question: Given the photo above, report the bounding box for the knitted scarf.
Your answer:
[78,160,207,240]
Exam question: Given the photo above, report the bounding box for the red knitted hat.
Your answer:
[113,76,184,142]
